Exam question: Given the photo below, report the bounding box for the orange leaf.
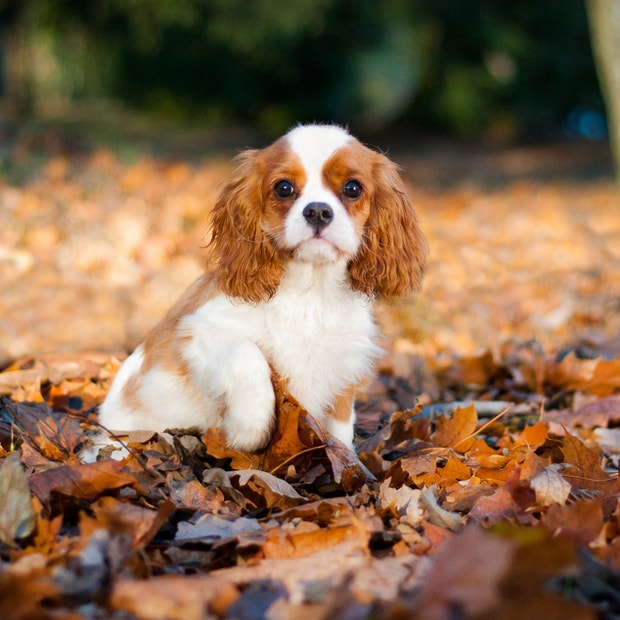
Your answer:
[262,514,369,560]
[432,404,478,451]
[515,421,548,449]
[561,431,617,487]
[546,353,620,397]
[437,456,472,482]
[458,350,496,386]
[110,575,239,620]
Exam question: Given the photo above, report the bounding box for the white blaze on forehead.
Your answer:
[285,125,352,177]
[282,124,359,262]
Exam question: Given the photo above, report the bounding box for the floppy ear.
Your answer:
[348,154,428,299]
[208,150,285,302]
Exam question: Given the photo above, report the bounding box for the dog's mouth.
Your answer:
[294,235,344,263]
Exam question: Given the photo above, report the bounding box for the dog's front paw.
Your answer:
[222,384,276,452]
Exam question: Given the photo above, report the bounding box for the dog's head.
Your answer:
[209,124,428,302]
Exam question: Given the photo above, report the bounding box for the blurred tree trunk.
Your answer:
[587,0,620,178]
[1,4,34,117]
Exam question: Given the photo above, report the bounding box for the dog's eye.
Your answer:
[274,180,295,199]
[342,180,362,200]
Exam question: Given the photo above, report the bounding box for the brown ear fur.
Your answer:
[348,154,428,299]
[208,150,285,302]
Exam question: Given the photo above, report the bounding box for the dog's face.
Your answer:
[260,126,375,265]
[209,124,428,302]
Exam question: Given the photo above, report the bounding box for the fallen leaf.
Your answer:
[419,485,463,531]
[469,482,522,524]
[515,420,549,449]
[546,353,620,397]
[0,451,36,545]
[229,469,307,511]
[167,477,225,511]
[414,526,515,617]
[29,459,138,502]
[432,404,478,451]
[110,575,239,620]
[261,516,369,560]
[561,430,619,503]
[0,570,58,620]
[80,496,175,549]
[529,465,572,506]
[175,513,262,542]
[542,499,605,545]
[377,478,424,528]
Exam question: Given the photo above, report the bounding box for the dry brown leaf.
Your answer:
[0,570,59,620]
[556,395,620,429]
[110,575,239,620]
[29,459,138,502]
[167,477,225,511]
[272,497,352,526]
[229,469,306,511]
[437,455,472,483]
[385,448,439,487]
[458,350,497,386]
[561,430,619,501]
[542,499,605,545]
[468,468,531,524]
[80,496,175,549]
[587,359,620,397]
[414,526,515,617]
[518,448,551,480]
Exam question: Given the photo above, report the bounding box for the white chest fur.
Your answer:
[183,261,382,420]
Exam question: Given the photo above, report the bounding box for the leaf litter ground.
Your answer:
[1,131,620,618]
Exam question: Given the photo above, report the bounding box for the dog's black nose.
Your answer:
[303,202,334,232]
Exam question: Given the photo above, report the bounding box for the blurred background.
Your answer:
[0,0,610,145]
[1,0,619,380]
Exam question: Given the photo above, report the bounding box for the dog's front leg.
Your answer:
[186,333,276,451]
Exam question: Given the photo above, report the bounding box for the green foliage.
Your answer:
[0,0,604,139]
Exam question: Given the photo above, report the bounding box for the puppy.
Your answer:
[98,124,427,451]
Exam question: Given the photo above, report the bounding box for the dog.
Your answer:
[98,124,427,452]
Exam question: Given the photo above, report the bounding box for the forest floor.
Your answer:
[1,125,620,619]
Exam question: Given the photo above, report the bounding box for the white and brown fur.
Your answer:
[98,124,427,451]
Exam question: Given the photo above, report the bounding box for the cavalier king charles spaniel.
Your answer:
[98,124,427,452]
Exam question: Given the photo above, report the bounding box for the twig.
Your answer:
[453,403,514,449]
[94,421,166,482]
[269,444,326,476]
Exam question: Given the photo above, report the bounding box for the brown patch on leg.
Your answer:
[120,373,145,412]
[328,384,357,424]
